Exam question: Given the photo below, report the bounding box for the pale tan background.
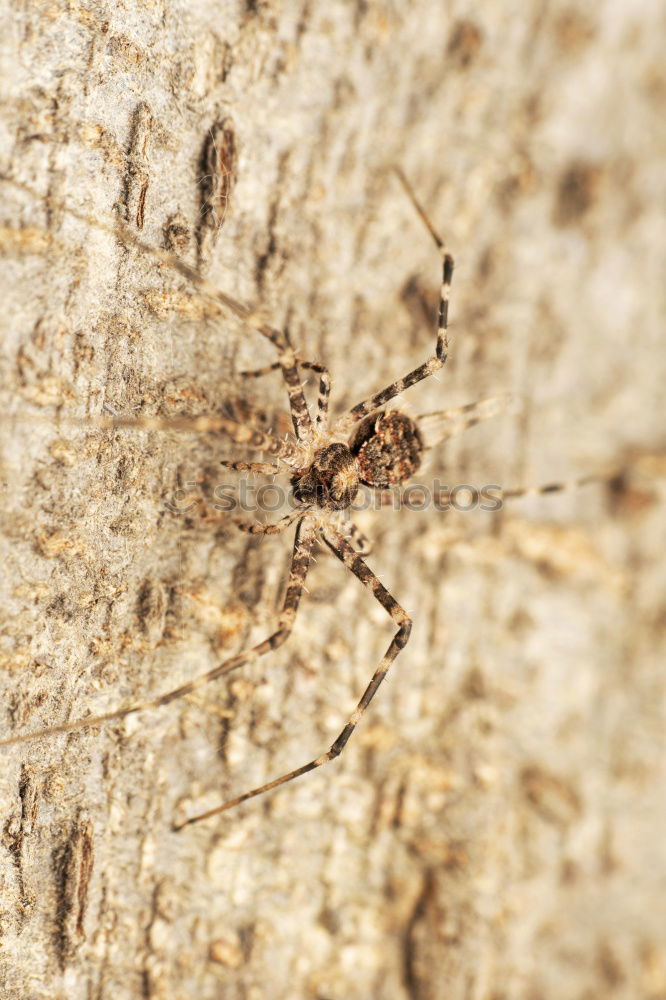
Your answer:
[1,1,665,998]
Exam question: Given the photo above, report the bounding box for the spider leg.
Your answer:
[266,330,316,443]
[238,361,285,378]
[496,473,611,502]
[417,393,518,448]
[239,359,324,379]
[313,363,331,430]
[0,518,315,750]
[341,518,373,555]
[430,473,611,511]
[333,356,445,436]
[177,526,411,825]
[221,472,304,533]
[234,511,304,535]
[220,459,281,474]
[100,412,306,466]
[1,408,306,467]
[333,171,453,436]
[238,358,331,432]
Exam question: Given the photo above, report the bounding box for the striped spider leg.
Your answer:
[239,356,331,430]
[332,167,454,440]
[180,525,411,826]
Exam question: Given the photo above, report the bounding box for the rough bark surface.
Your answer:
[0,2,664,999]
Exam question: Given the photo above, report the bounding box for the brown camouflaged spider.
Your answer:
[0,170,596,826]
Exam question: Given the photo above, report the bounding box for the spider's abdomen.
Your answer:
[292,443,360,511]
[350,410,424,488]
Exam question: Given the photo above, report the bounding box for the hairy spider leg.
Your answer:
[240,359,331,430]
[176,525,411,826]
[234,510,306,535]
[341,518,373,555]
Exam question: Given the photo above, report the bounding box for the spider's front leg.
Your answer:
[341,518,373,555]
[239,358,331,431]
[245,325,323,442]
[234,511,304,535]
[334,169,454,436]
[178,527,411,825]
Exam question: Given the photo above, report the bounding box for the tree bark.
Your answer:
[1,2,664,999]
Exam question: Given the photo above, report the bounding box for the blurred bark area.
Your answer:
[0,2,664,999]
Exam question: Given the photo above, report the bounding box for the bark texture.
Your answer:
[1,2,665,999]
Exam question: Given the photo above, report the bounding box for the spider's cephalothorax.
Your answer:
[291,442,360,510]
[350,410,425,488]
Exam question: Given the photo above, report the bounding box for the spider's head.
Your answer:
[292,443,360,511]
[350,410,424,488]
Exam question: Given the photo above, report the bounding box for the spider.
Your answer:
[0,169,599,827]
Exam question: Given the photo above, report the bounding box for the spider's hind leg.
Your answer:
[430,472,612,511]
[498,473,610,503]
[417,393,519,448]
[178,526,411,824]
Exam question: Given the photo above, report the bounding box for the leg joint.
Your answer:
[395,619,412,648]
